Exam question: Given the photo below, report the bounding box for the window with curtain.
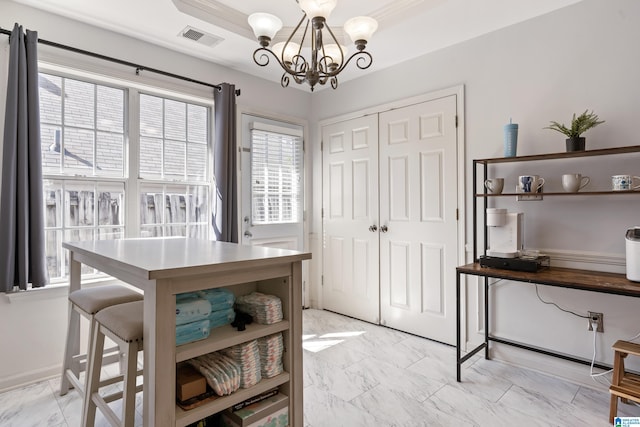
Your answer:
[250,125,303,224]
[39,72,212,282]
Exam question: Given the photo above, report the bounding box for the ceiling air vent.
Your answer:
[178,26,223,48]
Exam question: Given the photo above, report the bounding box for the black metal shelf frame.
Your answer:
[460,145,640,382]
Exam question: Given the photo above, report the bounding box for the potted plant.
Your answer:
[544,110,605,151]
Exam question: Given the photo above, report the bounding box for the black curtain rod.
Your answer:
[0,27,241,96]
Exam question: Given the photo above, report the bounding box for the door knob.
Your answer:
[380,225,388,233]
[369,225,378,232]
[244,230,253,238]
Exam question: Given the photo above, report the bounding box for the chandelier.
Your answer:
[247,0,378,91]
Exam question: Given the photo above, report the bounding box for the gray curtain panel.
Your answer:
[0,23,49,291]
[212,83,238,243]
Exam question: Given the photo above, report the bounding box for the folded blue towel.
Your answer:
[176,319,210,346]
[175,296,211,326]
[208,308,236,330]
[197,288,235,312]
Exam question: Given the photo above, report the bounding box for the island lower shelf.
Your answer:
[174,373,290,427]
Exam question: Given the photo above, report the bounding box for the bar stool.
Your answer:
[609,340,640,423]
[60,285,143,397]
[84,300,144,427]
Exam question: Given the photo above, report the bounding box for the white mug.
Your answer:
[518,175,545,193]
[484,178,504,194]
[612,175,640,191]
[562,174,590,192]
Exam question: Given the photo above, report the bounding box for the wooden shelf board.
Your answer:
[174,373,290,427]
[475,190,640,197]
[473,145,640,164]
[457,262,640,297]
[176,321,289,363]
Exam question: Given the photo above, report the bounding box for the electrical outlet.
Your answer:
[588,311,604,332]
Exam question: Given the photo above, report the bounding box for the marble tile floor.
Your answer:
[1,308,639,426]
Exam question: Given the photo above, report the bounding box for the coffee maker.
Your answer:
[626,227,640,282]
[486,208,523,258]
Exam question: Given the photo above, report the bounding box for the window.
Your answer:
[138,94,210,238]
[250,123,303,224]
[39,72,212,282]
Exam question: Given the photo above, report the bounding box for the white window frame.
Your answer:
[38,63,215,284]
[249,122,304,225]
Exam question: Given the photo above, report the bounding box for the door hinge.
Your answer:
[321,207,324,218]
[456,208,459,221]
[321,275,324,286]
[320,140,323,151]
[455,115,458,128]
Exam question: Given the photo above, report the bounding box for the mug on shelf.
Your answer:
[562,173,590,192]
[518,175,545,193]
[612,175,640,191]
[484,178,504,194]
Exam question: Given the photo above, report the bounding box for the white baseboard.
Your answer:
[0,363,62,393]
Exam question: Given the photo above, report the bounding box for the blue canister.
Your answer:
[504,120,518,157]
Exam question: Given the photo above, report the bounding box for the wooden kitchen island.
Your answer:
[63,238,311,427]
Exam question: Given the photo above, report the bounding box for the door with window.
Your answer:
[239,114,304,251]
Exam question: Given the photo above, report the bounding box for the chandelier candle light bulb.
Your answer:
[344,16,378,50]
[272,41,300,65]
[248,0,378,91]
[298,0,337,20]
[322,43,347,68]
[247,13,283,47]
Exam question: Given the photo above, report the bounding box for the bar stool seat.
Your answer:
[84,300,144,427]
[60,285,143,397]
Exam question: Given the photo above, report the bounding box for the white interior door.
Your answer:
[379,95,459,345]
[240,113,304,251]
[322,115,380,324]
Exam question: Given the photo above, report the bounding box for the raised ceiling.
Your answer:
[10,0,583,91]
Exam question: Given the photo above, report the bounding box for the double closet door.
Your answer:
[322,95,459,344]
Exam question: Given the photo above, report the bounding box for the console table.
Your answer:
[456,262,640,382]
[63,238,311,427]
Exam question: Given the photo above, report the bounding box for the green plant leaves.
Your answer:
[544,109,605,137]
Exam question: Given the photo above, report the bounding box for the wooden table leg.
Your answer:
[143,280,176,427]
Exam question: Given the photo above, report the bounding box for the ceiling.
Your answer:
[10,0,584,91]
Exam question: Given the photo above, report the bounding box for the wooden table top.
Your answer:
[457,262,640,297]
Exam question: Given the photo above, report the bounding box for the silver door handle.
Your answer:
[244,230,253,238]
[380,225,388,233]
[369,225,378,232]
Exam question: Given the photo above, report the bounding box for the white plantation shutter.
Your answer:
[250,123,303,224]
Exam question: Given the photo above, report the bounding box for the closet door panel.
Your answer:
[322,115,380,323]
[379,95,458,344]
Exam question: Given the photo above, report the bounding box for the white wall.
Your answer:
[0,1,311,391]
[309,0,640,384]
[3,0,640,391]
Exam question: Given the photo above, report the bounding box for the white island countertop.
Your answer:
[63,237,311,280]
[62,237,310,427]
